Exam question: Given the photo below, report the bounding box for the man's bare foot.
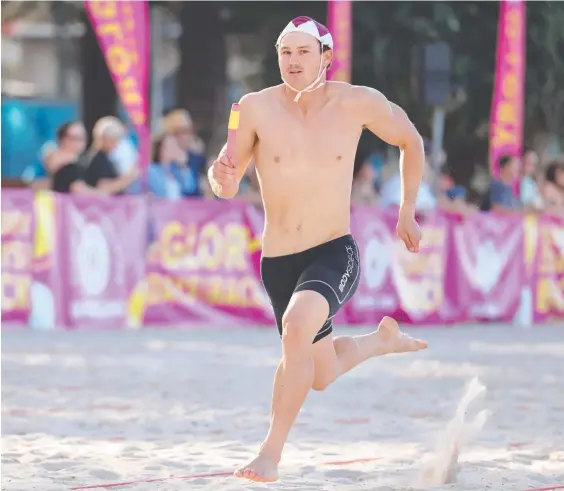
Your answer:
[234,454,279,482]
[376,316,428,354]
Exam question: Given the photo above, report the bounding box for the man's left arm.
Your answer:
[351,86,425,212]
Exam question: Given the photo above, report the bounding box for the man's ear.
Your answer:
[324,48,333,70]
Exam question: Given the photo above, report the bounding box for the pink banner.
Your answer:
[531,214,564,322]
[1,190,34,326]
[1,191,562,329]
[327,0,352,83]
[85,0,150,170]
[489,0,526,176]
[348,208,461,325]
[449,212,524,322]
[142,199,273,327]
[30,192,65,330]
[58,195,148,329]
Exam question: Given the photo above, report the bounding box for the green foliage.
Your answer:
[229,1,563,169]
[525,1,564,148]
[10,1,560,165]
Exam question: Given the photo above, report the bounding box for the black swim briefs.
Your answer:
[260,234,361,344]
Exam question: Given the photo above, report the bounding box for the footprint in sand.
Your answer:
[89,469,121,480]
[2,457,20,464]
[322,469,367,483]
[226,446,249,454]
[156,460,186,469]
[41,461,77,471]
[2,453,21,460]
[122,446,142,455]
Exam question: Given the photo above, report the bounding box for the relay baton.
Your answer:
[226,103,240,164]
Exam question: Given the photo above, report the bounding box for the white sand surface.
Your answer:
[2,323,564,491]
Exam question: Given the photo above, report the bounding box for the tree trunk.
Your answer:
[81,12,117,146]
[177,1,226,150]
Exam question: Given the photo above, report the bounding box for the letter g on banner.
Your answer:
[76,223,110,296]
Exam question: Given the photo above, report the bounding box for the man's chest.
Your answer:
[254,109,361,164]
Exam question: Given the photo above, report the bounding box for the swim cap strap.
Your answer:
[282,51,327,102]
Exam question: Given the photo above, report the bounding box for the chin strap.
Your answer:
[282,54,327,102]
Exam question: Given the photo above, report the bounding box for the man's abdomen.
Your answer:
[261,191,352,257]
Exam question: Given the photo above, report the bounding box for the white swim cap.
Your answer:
[276,16,334,102]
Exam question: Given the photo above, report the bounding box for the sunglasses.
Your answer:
[65,133,86,141]
[174,126,194,136]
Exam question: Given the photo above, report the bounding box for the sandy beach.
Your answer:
[2,323,564,491]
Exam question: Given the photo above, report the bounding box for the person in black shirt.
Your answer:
[83,117,139,194]
[46,121,95,194]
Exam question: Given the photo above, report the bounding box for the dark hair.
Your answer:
[319,41,332,70]
[498,154,516,169]
[152,135,165,164]
[56,120,81,143]
[545,160,564,185]
[440,164,453,177]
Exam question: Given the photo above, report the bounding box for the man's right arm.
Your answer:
[208,93,258,199]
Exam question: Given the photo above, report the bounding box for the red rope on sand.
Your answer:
[70,457,381,489]
[520,486,564,491]
[321,457,381,466]
[70,471,233,490]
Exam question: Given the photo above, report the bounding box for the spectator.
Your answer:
[520,149,543,209]
[22,141,57,191]
[44,121,95,194]
[109,136,142,194]
[163,109,207,197]
[365,152,385,192]
[351,158,379,206]
[84,116,139,194]
[480,154,521,212]
[437,165,457,196]
[148,133,197,200]
[542,160,564,212]
[436,165,473,215]
[379,166,437,211]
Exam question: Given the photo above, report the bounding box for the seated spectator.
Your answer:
[110,136,142,194]
[436,166,474,215]
[22,141,57,191]
[44,121,95,194]
[437,165,456,195]
[83,117,139,194]
[364,152,385,192]
[148,133,197,200]
[162,109,207,197]
[542,160,564,213]
[480,155,522,213]
[379,168,437,211]
[351,159,379,206]
[520,149,543,209]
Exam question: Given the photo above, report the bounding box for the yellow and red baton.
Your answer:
[226,103,240,162]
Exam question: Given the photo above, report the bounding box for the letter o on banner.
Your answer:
[76,223,111,297]
[363,236,390,290]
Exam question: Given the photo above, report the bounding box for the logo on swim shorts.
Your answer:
[339,245,356,293]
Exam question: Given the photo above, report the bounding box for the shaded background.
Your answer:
[2,1,563,188]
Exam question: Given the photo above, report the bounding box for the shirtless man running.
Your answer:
[208,16,428,483]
